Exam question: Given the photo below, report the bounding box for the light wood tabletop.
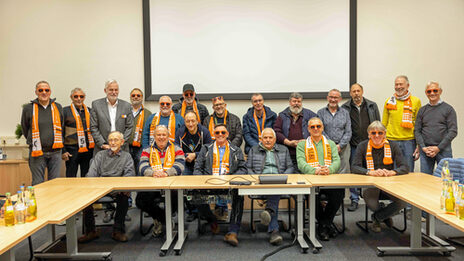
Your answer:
[42,176,177,190]
[303,173,378,187]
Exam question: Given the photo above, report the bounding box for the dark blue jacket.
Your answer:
[175,124,213,172]
[275,107,317,140]
[242,106,277,154]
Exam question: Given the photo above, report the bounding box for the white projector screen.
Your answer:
[144,0,353,100]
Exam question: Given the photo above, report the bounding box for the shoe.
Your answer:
[210,222,220,234]
[111,231,128,242]
[260,209,271,226]
[317,225,330,241]
[103,211,114,223]
[328,224,338,238]
[152,219,163,237]
[186,212,198,222]
[125,214,131,222]
[224,232,239,246]
[371,214,381,233]
[269,230,283,245]
[78,230,100,243]
[384,217,394,228]
[347,201,358,212]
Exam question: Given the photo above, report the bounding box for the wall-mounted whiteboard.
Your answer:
[144,0,353,100]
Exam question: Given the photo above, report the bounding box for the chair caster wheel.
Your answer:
[377,250,385,257]
[175,249,182,255]
[312,248,320,254]
[443,251,451,257]
[159,250,167,257]
[301,248,308,254]
[104,256,112,261]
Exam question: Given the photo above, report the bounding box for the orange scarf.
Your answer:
[132,106,145,147]
[304,136,331,168]
[212,141,230,175]
[385,91,414,128]
[31,102,63,157]
[181,100,200,122]
[208,110,228,140]
[70,103,95,152]
[149,142,175,172]
[366,139,393,170]
[253,109,266,141]
[149,111,176,145]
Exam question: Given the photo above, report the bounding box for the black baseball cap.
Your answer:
[183,84,195,93]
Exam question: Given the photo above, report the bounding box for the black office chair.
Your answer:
[81,195,116,234]
[302,189,346,234]
[248,195,292,233]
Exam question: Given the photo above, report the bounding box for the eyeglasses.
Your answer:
[328,96,340,99]
[38,88,50,93]
[212,96,224,102]
[426,89,439,94]
[214,131,227,135]
[131,94,141,98]
[213,103,225,107]
[310,125,322,129]
[184,92,194,97]
[73,95,85,99]
[252,99,263,104]
[370,131,385,136]
[160,102,171,106]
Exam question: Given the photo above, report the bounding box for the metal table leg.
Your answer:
[160,189,177,256]
[174,189,188,255]
[296,194,310,253]
[304,187,322,253]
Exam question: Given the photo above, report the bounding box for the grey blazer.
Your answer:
[90,98,134,154]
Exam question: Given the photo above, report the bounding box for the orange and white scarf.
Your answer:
[149,142,176,172]
[31,102,63,157]
[132,106,145,147]
[149,111,176,145]
[181,100,200,122]
[212,141,230,176]
[253,109,266,141]
[386,91,414,128]
[366,139,393,170]
[304,136,332,168]
[208,110,228,140]
[70,103,95,152]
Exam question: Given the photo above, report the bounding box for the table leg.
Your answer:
[304,187,322,253]
[174,189,188,255]
[296,194,309,253]
[160,189,177,256]
[0,249,14,261]
[422,215,451,247]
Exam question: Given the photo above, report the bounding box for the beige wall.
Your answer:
[1,0,463,162]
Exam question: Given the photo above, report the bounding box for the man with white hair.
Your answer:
[90,79,134,155]
[414,81,457,174]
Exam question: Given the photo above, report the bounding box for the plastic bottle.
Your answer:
[14,190,26,224]
[441,179,448,211]
[459,185,464,220]
[441,160,452,181]
[4,192,15,226]
[26,186,37,222]
[445,180,455,214]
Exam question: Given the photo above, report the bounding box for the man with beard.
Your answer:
[274,92,317,169]
[172,83,209,125]
[90,79,134,155]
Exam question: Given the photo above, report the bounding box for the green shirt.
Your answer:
[296,138,340,174]
[261,144,278,174]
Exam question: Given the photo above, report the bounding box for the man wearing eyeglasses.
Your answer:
[351,121,408,232]
[382,75,421,172]
[128,88,152,176]
[142,96,184,148]
[90,79,134,155]
[296,117,342,241]
[193,124,247,246]
[204,96,243,147]
[242,93,277,154]
[61,88,94,178]
[21,80,64,185]
[414,81,457,174]
[172,83,209,125]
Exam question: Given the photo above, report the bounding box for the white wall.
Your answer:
[1,0,463,160]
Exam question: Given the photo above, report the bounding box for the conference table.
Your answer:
[1,173,463,260]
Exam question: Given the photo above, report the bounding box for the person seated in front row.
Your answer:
[296,117,343,241]
[351,121,408,232]
[78,131,135,243]
[193,124,247,246]
[246,128,294,245]
[136,125,185,237]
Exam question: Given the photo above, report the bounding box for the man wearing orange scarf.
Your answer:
[172,83,209,125]
[21,81,64,185]
[296,117,343,241]
[352,121,408,232]
[62,88,94,178]
[382,75,421,172]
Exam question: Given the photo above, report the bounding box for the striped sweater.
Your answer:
[139,142,185,176]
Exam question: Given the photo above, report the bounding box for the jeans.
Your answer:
[83,193,129,233]
[28,150,62,185]
[389,139,416,172]
[64,146,92,177]
[265,195,281,232]
[419,147,453,175]
[349,145,359,203]
[338,144,351,174]
[363,188,407,221]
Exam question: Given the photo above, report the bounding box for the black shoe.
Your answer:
[317,225,330,241]
[347,201,358,212]
[328,224,338,238]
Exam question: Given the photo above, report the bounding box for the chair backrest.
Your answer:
[433,158,464,183]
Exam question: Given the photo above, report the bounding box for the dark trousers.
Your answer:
[129,145,142,176]
[228,190,244,234]
[64,146,92,177]
[28,150,62,185]
[83,193,129,233]
[316,188,345,226]
[136,191,178,223]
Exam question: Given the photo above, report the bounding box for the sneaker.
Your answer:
[269,230,283,245]
[125,214,132,222]
[260,209,271,226]
[78,230,100,243]
[210,222,220,234]
[371,214,381,233]
[224,232,239,246]
[111,231,128,242]
[103,210,114,223]
[328,224,338,238]
[152,219,163,237]
[347,201,358,212]
[384,217,394,228]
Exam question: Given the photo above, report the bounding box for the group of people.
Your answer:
[20,75,457,245]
